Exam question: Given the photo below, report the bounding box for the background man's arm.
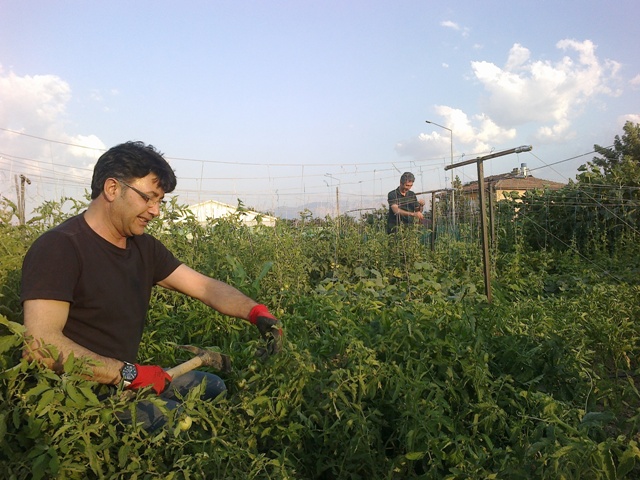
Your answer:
[391,203,423,219]
[23,299,123,384]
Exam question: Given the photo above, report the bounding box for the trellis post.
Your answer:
[445,146,532,303]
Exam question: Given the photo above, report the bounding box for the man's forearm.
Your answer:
[24,333,123,385]
[395,207,418,218]
[200,278,257,320]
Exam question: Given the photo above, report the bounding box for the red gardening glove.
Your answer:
[127,364,172,395]
[249,304,283,357]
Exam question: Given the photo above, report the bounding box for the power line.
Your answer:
[0,127,106,151]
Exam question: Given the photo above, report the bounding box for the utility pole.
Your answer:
[14,174,31,225]
[325,173,341,217]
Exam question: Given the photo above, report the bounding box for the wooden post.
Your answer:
[477,161,492,303]
[444,145,531,303]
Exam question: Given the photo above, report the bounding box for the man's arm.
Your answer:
[23,299,123,384]
[157,264,257,319]
[159,265,283,357]
[391,203,424,220]
[387,190,413,217]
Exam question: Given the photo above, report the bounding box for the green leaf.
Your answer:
[616,441,640,479]
[0,316,26,335]
[580,411,615,429]
[405,451,426,461]
[0,334,20,353]
[26,383,53,398]
[65,383,86,407]
[79,385,100,405]
[0,412,6,440]
[36,389,56,415]
[597,444,616,480]
[249,395,270,406]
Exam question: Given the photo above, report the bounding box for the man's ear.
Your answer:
[102,178,120,202]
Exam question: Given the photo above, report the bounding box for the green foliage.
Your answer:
[1,193,640,479]
[501,123,640,255]
[589,121,640,185]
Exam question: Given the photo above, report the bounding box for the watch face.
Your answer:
[121,362,138,382]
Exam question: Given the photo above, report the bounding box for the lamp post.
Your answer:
[426,120,455,230]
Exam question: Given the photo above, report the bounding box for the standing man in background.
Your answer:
[21,141,283,431]
[387,172,425,233]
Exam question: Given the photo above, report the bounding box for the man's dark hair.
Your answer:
[90,141,177,199]
[400,172,415,184]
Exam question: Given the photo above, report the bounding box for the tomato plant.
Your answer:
[1,196,639,479]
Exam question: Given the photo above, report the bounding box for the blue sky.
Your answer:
[1,0,639,217]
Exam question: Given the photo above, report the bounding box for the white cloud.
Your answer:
[0,65,105,201]
[0,66,71,128]
[630,74,640,88]
[0,65,105,150]
[469,39,621,142]
[504,43,530,71]
[441,20,460,31]
[619,114,640,126]
[396,106,516,160]
[440,20,470,37]
[433,105,516,153]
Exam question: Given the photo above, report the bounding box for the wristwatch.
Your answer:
[120,361,138,386]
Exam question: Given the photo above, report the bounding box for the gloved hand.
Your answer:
[127,364,172,395]
[249,304,283,357]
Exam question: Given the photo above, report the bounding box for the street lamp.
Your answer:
[425,120,455,230]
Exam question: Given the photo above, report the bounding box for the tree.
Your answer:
[578,121,640,187]
[513,122,640,254]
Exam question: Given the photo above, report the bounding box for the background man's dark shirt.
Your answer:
[387,187,420,233]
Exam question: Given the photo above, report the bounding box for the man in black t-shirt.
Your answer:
[387,172,425,233]
[21,141,283,431]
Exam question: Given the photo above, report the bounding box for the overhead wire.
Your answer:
[1,127,633,221]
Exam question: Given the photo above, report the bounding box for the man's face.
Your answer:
[400,181,413,194]
[115,174,165,237]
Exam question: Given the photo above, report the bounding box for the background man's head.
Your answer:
[400,172,415,185]
[399,172,416,194]
[90,141,177,200]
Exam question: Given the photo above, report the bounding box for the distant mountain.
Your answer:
[274,201,383,219]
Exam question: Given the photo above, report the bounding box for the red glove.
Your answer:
[249,304,283,356]
[127,364,172,395]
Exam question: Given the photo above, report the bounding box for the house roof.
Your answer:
[462,172,565,193]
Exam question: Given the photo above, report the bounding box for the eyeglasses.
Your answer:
[118,180,166,207]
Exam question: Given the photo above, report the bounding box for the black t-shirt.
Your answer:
[387,187,420,231]
[20,213,182,363]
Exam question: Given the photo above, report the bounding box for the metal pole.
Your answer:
[489,183,496,248]
[14,175,21,225]
[14,174,31,226]
[430,191,436,251]
[449,128,455,233]
[426,120,455,231]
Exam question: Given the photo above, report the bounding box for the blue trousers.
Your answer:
[117,370,226,431]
